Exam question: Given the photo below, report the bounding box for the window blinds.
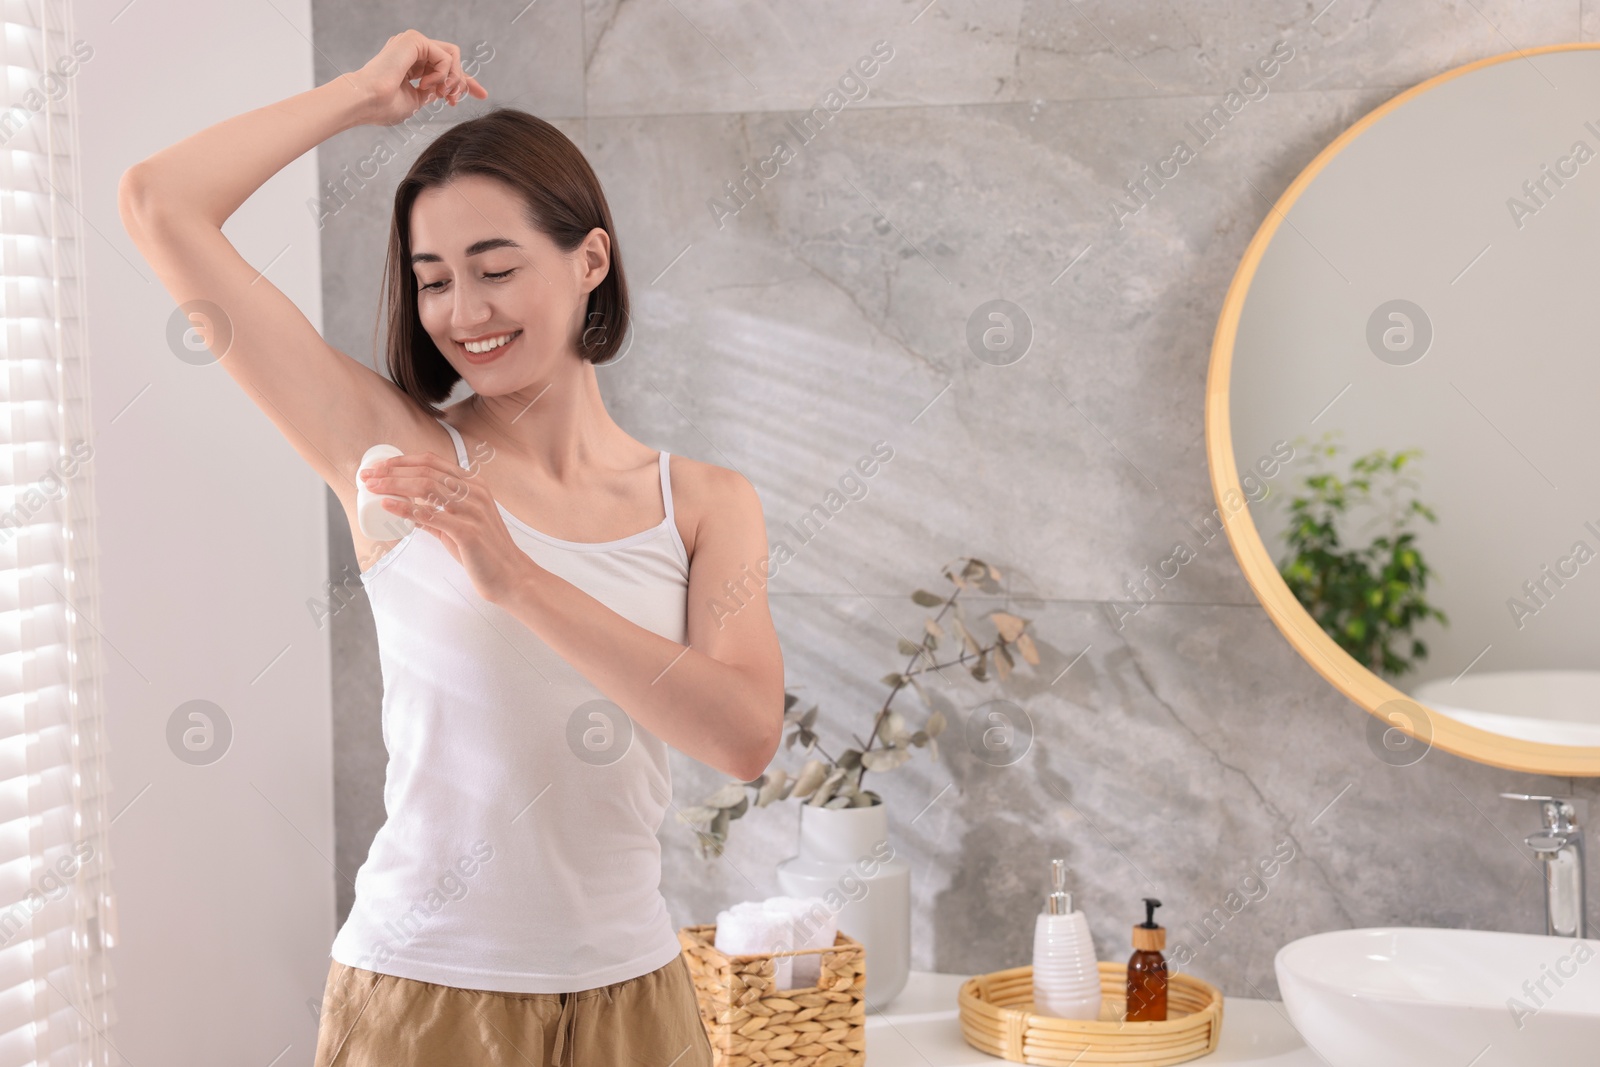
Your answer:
[0,1,118,1065]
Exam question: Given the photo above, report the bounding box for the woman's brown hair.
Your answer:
[377,108,630,410]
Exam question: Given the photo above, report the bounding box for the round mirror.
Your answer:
[1206,42,1600,776]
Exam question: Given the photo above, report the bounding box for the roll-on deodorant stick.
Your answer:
[357,444,416,541]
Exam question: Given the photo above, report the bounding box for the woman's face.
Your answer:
[408,173,608,393]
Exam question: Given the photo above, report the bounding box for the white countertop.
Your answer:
[864,972,1322,1065]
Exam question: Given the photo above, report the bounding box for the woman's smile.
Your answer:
[457,328,522,363]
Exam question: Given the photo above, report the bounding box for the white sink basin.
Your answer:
[1276,927,1600,1066]
[1411,669,1600,746]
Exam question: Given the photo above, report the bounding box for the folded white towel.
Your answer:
[762,896,836,988]
[716,895,844,991]
[714,902,793,988]
[713,895,843,990]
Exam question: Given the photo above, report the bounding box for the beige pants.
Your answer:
[312,953,715,1067]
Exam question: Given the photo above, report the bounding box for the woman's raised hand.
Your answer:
[352,29,488,127]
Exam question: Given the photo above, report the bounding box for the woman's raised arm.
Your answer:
[116,30,486,493]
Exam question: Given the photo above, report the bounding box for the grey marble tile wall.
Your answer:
[314,1,1598,998]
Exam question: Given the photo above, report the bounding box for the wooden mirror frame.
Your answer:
[1204,41,1600,777]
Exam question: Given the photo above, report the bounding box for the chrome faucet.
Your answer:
[1500,793,1587,938]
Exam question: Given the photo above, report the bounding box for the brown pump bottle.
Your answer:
[1126,897,1168,1021]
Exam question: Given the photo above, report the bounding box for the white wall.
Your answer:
[77,1,333,1063]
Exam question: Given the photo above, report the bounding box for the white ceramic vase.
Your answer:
[775,801,911,1007]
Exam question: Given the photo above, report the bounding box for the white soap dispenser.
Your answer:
[1031,858,1102,1020]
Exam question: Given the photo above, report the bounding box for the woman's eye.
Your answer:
[416,269,515,294]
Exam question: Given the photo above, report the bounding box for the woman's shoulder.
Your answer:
[665,452,756,507]
[664,453,761,561]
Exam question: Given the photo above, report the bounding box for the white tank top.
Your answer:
[329,415,691,993]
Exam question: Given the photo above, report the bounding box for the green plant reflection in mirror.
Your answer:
[1272,433,1449,678]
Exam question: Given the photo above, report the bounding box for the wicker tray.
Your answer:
[677,923,866,1067]
[958,961,1223,1065]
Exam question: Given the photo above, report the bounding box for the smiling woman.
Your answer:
[385,110,632,403]
[116,26,781,1067]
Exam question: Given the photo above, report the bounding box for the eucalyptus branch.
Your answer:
[897,643,1005,679]
[860,584,964,762]
[674,555,1041,859]
[802,738,839,767]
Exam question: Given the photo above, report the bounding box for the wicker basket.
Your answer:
[958,961,1223,1065]
[677,923,866,1067]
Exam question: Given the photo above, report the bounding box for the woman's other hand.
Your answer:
[352,29,488,127]
[359,450,531,604]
